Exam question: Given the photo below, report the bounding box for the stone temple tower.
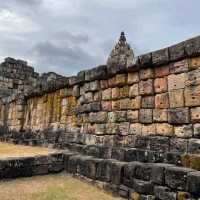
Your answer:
[107,32,135,68]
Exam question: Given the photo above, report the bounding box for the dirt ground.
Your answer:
[0,142,57,158]
[0,173,122,200]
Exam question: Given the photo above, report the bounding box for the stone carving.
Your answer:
[107,32,135,68]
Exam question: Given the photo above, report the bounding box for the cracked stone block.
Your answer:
[127,72,139,84]
[153,109,168,122]
[155,93,169,109]
[139,79,154,96]
[139,68,154,80]
[168,108,190,124]
[129,83,139,97]
[154,77,168,93]
[141,96,154,108]
[139,109,153,123]
[168,73,186,90]
[169,89,184,108]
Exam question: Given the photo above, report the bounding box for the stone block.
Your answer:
[119,86,129,98]
[129,123,142,135]
[84,92,93,103]
[108,77,116,88]
[106,123,119,135]
[115,74,126,86]
[89,112,107,123]
[174,124,193,138]
[139,52,152,67]
[154,77,167,93]
[181,154,200,171]
[191,107,200,122]
[139,109,153,123]
[194,123,200,138]
[169,42,185,62]
[142,124,156,136]
[139,68,154,80]
[155,93,169,109]
[152,48,169,66]
[169,59,188,74]
[170,138,188,153]
[127,110,139,122]
[186,69,200,86]
[168,108,190,124]
[188,57,200,70]
[89,80,100,91]
[155,65,170,78]
[165,166,194,190]
[187,171,200,196]
[95,124,106,135]
[102,88,112,100]
[93,91,101,101]
[127,72,139,84]
[154,186,176,200]
[119,122,130,136]
[184,85,200,106]
[185,36,200,57]
[139,79,154,96]
[112,100,120,110]
[101,101,112,111]
[177,192,191,200]
[111,87,120,99]
[133,179,154,195]
[149,136,170,152]
[153,109,168,122]
[129,84,139,97]
[141,96,154,108]
[119,98,131,110]
[156,123,174,136]
[169,89,184,108]
[164,152,182,166]
[100,80,108,89]
[111,148,125,161]
[168,73,186,90]
[135,136,150,149]
[188,139,200,154]
[108,111,127,123]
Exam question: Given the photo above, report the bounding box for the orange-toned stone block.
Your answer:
[153,109,168,122]
[168,73,186,90]
[116,73,126,86]
[111,87,120,99]
[142,124,156,136]
[129,83,139,97]
[139,79,154,95]
[154,77,167,93]
[155,93,169,108]
[188,57,200,70]
[169,89,184,108]
[101,101,112,111]
[155,65,170,78]
[169,59,189,74]
[139,68,154,80]
[127,72,139,84]
[130,96,141,109]
[156,123,174,136]
[112,100,121,110]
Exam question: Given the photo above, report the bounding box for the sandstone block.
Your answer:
[111,100,120,110]
[142,124,156,136]
[155,93,169,109]
[129,123,142,135]
[102,88,112,100]
[111,87,120,99]
[127,110,139,122]
[141,96,154,108]
[89,112,107,123]
[108,77,116,88]
[106,123,119,134]
[116,74,126,86]
[133,179,154,195]
[139,79,154,96]
[95,124,106,135]
[127,72,139,84]
[84,92,93,103]
[188,57,200,70]
[93,91,101,101]
[170,138,188,153]
[155,65,170,78]
[119,122,130,136]
[188,139,200,154]
[154,186,176,200]
[119,86,129,98]
[169,59,188,74]
[154,77,167,93]
[186,69,200,86]
[191,107,200,122]
[120,98,131,110]
[139,68,154,80]
[89,80,100,91]
[156,123,174,136]
[108,111,127,123]
[129,83,139,97]
[187,171,200,196]
[139,109,153,123]
[168,73,186,90]
[153,109,168,122]
[168,108,190,124]
[101,101,112,111]
[169,89,184,108]
[194,123,200,138]
[184,85,200,106]
[100,80,108,89]
[152,48,169,66]
[174,124,193,138]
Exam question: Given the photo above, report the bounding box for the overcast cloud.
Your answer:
[0,0,199,75]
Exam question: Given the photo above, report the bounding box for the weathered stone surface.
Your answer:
[108,111,127,123]
[154,186,176,200]
[154,77,167,94]
[139,109,153,124]
[188,139,200,154]
[184,85,200,106]
[168,73,186,90]
[102,88,112,100]
[142,124,156,136]
[89,112,107,123]
[115,74,126,86]
[153,109,168,122]
[187,171,200,196]
[186,69,200,86]
[190,107,200,122]
[152,48,169,66]
[127,72,139,84]
[89,80,100,91]
[188,57,200,70]
[101,101,112,111]
[169,59,188,74]
[149,136,170,152]
[168,108,190,124]
[127,110,139,122]
[130,96,141,109]
[169,42,185,62]
[111,87,120,99]
[154,65,170,78]
[141,96,154,108]
[156,123,173,136]
[169,89,184,108]
[155,93,169,109]
[139,68,154,80]
[119,86,129,98]
[112,100,120,110]
[129,123,142,135]
[100,80,108,89]
[139,53,152,67]
[139,79,154,96]
[133,179,154,195]
[129,84,139,97]
[170,138,188,153]
[185,36,200,57]
[193,123,200,138]
[174,124,193,138]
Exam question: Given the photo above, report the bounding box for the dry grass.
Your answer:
[0,173,123,200]
[0,142,57,158]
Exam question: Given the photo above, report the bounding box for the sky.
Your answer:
[0,0,199,76]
